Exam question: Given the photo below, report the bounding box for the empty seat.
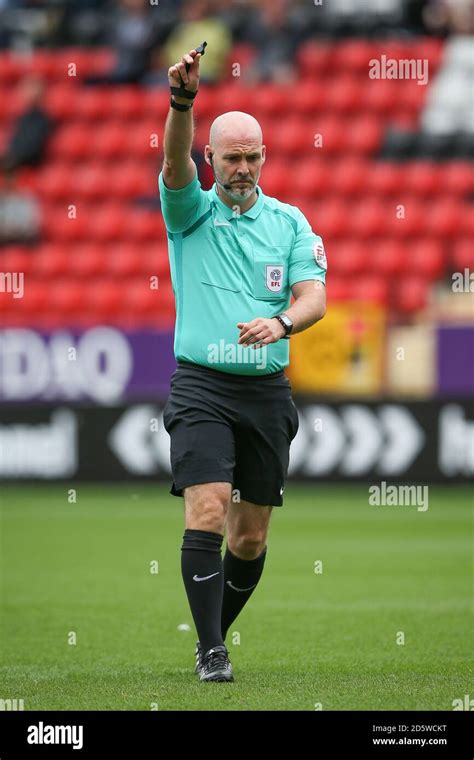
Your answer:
[394,277,429,314]
[330,240,369,275]
[405,239,445,279]
[403,162,441,196]
[452,239,474,271]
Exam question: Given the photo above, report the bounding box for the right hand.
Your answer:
[168,49,202,104]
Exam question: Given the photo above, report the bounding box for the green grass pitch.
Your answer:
[0,483,472,711]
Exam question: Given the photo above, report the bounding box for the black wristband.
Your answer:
[170,97,193,112]
[170,86,197,100]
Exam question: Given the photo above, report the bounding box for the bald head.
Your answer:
[209,111,263,150]
[205,111,266,206]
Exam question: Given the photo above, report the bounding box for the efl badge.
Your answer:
[265,265,284,292]
[313,241,327,270]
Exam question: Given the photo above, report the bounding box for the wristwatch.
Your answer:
[273,313,293,336]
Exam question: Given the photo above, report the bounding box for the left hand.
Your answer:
[237,317,285,348]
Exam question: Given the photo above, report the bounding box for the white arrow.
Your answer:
[377,405,425,475]
[108,405,157,474]
[340,405,382,475]
[299,405,346,475]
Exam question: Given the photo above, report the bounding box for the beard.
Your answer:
[223,181,256,201]
[213,165,261,202]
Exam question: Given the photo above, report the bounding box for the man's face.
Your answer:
[208,141,266,202]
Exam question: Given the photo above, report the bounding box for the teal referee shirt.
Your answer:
[158,168,327,375]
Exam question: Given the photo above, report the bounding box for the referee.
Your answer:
[160,47,327,682]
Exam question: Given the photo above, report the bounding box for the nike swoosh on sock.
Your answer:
[193,572,220,582]
[226,580,257,592]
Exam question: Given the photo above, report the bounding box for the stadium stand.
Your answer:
[0,1,472,329]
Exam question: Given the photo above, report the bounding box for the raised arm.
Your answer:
[163,48,202,190]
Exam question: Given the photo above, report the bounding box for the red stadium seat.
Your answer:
[38,163,73,200]
[1,246,34,275]
[441,162,474,196]
[32,243,70,278]
[56,47,115,79]
[0,53,25,85]
[74,163,110,200]
[269,117,309,156]
[312,199,348,238]
[124,278,163,320]
[387,199,426,238]
[459,203,474,237]
[48,124,91,160]
[405,239,445,279]
[108,162,153,198]
[425,198,462,237]
[46,85,79,120]
[88,203,128,242]
[367,162,403,196]
[312,116,345,155]
[106,245,142,278]
[124,120,163,159]
[332,39,377,74]
[10,279,50,318]
[403,162,441,196]
[292,159,330,198]
[325,277,351,302]
[214,85,256,115]
[256,84,291,117]
[139,244,171,279]
[350,276,389,305]
[343,116,382,155]
[260,159,289,197]
[106,87,146,120]
[365,80,400,115]
[325,75,361,114]
[349,199,388,238]
[329,158,368,196]
[193,87,218,118]
[49,279,86,316]
[127,209,164,241]
[92,123,128,158]
[85,280,124,319]
[224,44,257,78]
[42,203,91,241]
[33,51,59,81]
[141,88,171,121]
[330,240,369,276]
[297,43,333,77]
[371,240,405,277]
[67,244,106,278]
[394,277,429,314]
[74,88,110,120]
[293,81,327,115]
[452,239,474,271]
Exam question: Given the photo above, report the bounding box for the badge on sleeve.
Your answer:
[313,241,327,270]
[265,265,284,292]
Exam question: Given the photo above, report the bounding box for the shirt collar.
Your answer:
[210,183,265,220]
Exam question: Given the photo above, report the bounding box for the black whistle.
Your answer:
[185,41,207,73]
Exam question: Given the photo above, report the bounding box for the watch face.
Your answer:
[281,315,292,329]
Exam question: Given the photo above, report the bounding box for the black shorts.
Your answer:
[162,360,299,507]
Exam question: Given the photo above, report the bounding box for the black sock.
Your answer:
[181,529,224,654]
[221,545,267,641]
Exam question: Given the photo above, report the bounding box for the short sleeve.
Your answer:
[289,210,327,287]
[158,166,209,233]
